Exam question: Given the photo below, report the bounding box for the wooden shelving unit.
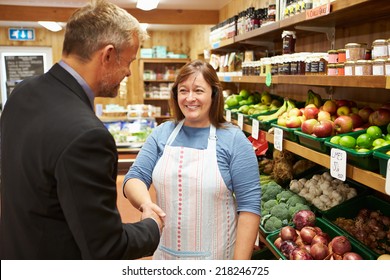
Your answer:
[139,58,189,123]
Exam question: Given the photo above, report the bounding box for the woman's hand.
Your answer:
[139,202,166,233]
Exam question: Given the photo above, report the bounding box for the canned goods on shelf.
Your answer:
[345,43,365,61]
[385,58,390,76]
[337,48,346,63]
[336,63,345,76]
[328,50,338,63]
[344,61,355,76]
[327,63,337,76]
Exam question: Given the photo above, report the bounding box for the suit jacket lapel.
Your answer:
[48,63,94,110]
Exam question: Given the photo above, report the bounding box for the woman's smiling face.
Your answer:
[177,72,213,127]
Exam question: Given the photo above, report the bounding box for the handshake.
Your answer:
[138,202,166,234]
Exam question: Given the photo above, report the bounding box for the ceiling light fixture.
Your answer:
[38,21,63,32]
[136,0,160,11]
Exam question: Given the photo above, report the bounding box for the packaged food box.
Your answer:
[323,194,390,258]
[266,217,377,260]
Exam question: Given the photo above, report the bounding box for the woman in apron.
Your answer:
[123,60,261,260]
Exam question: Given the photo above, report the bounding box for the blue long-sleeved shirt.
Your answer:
[124,121,261,215]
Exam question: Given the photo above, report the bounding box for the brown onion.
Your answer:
[310,242,330,260]
[300,226,317,245]
[274,237,282,249]
[343,252,363,260]
[331,236,351,255]
[290,248,313,260]
[280,225,298,241]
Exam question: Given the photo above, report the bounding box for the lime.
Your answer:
[339,135,356,149]
[372,138,386,147]
[385,134,390,141]
[367,125,383,140]
[239,89,250,99]
[381,140,390,147]
[357,148,370,153]
[356,133,373,149]
[330,135,341,145]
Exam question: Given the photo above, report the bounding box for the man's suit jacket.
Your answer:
[0,63,160,259]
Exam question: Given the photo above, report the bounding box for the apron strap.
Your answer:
[166,120,185,146]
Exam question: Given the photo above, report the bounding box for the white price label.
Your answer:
[252,119,259,139]
[238,113,244,130]
[274,127,283,151]
[330,148,347,181]
[226,110,231,122]
[386,160,390,195]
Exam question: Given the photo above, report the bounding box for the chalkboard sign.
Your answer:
[4,55,44,98]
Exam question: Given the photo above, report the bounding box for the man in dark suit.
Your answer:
[0,0,165,259]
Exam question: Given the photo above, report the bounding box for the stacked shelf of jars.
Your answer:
[327,40,390,77]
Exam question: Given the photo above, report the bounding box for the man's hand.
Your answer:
[139,202,166,234]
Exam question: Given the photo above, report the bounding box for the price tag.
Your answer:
[386,160,390,195]
[330,148,347,181]
[252,119,259,139]
[265,72,272,87]
[225,110,231,122]
[237,113,244,130]
[274,127,283,151]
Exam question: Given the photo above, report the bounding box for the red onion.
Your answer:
[293,210,316,230]
[290,247,313,260]
[280,240,298,259]
[343,252,363,260]
[274,237,282,249]
[300,226,317,244]
[311,232,330,246]
[280,226,298,241]
[331,236,352,255]
[310,242,330,260]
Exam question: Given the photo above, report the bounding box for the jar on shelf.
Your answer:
[355,59,372,76]
[282,31,297,54]
[372,39,388,59]
[328,50,338,63]
[385,58,390,76]
[270,56,279,76]
[345,43,365,61]
[372,59,385,76]
[387,39,390,59]
[261,57,272,76]
[327,63,337,76]
[337,49,346,63]
[344,61,355,76]
[336,63,345,76]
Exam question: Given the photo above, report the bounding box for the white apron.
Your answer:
[152,120,237,260]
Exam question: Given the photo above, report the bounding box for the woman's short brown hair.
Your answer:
[170,60,226,128]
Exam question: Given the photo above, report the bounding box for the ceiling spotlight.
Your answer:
[136,0,160,11]
[38,21,63,32]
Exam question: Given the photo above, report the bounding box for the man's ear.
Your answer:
[101,44,115,64]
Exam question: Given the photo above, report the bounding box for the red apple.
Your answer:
[334,115,353,134]
[349,113,364,129]
[288,107,303,117]
[369,108,390,126]
[322,100,337,115]
[336,99,350,108]
[301,119,319,135]
[336,105,351,116]
[317,111,331,121]
[304,104,319,119]
[313,120,334,138]
[286,116,302,128]
[358,106,374,123]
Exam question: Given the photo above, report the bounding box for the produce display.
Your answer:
[272,210,365,260]
[289,171,358,211]
[224,89,282,116]
[260,179,311,233]
[333,208,390,255]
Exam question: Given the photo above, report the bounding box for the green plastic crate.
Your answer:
[373,145,390,177]
[324,130,381,171]
[294,130,331,153]
[271,123,301,143]
[251,247,277,260]
[266,217,377,260]
[323,195,390,258]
